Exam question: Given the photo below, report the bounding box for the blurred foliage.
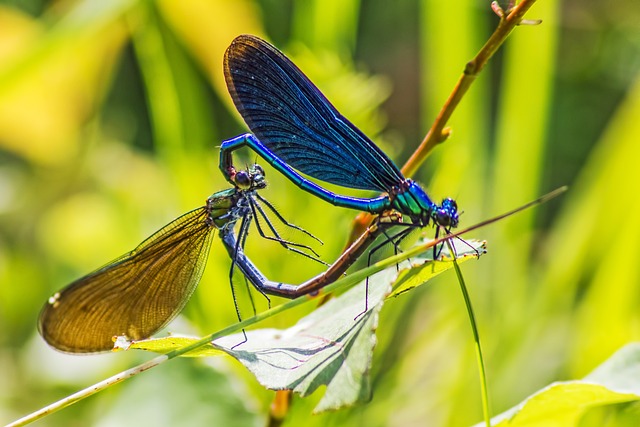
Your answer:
[487,343,640,426]
[1,0,639,426]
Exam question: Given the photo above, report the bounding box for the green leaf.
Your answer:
[214,265,392,413]
[389,238,486,298]
[484,343,640,426]
[128,239,484,412]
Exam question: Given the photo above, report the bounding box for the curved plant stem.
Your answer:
[447,239,491,427]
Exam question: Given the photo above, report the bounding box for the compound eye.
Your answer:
[436,209,451,227]
[234,170,251,189]
[442,198,457,211]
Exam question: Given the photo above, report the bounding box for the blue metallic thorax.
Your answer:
[389,180,459,229]
[390,180,437,225]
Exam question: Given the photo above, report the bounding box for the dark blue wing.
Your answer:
[224,34,405,193]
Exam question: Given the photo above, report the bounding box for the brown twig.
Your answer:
[402,0,539,177]
[347,0,539,243]
[268,390,292,427]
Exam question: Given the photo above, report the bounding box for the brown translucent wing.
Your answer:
[38,207,215,353]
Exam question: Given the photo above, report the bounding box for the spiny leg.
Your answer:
[355,223,417,320]
[237,211,272,310]
[229,214,254,347]
[432,225,480,261]
[380,225,415,270]
[433,226,455,260]
[238,215,260,315]
[256,193,323,245]
[433,226,442,260]
[366,223,417,270]
[452,233,483,258]
[250,198,328,266]
[251,199,321,256]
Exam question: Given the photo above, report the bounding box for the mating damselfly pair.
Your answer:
[38,35,563,354]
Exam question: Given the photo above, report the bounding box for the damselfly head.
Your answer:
[234,164,267,190]
[434,198,459,229]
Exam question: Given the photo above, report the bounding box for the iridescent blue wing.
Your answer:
[224,34,405,193]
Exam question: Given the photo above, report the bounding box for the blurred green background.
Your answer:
[1,0,640,426]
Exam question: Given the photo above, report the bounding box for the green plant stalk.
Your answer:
[447,239,491,427]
